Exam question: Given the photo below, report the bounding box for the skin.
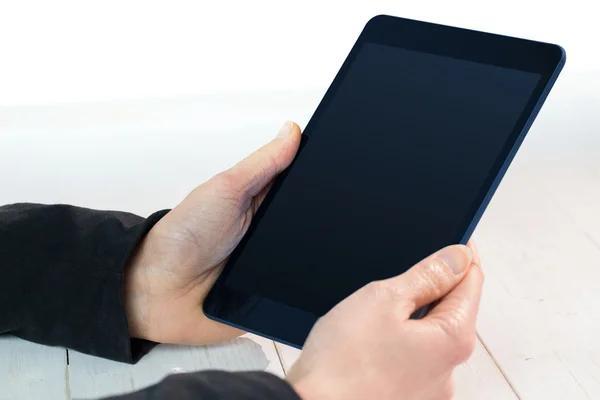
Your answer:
[125,121,484,399]
[124,121,302,344]
[288,243,483,400]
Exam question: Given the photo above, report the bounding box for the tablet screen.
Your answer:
[221,42,541,316]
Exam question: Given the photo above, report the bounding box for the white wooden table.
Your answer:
[1,71,599,399]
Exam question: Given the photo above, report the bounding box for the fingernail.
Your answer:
[277,121,293,138]
[437,246,471,275]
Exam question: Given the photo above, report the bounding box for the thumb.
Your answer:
[223,121,301,199]
[384,245,473,319]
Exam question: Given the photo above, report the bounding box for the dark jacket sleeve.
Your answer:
[0,203,304,400]
[103,371,302,400]
[0,203,169,363]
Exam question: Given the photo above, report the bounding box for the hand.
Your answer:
[288,242,483,400]
[124,121,302,344]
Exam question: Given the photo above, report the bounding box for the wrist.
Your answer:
[123,235,153,340]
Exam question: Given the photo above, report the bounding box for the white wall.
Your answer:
[0,0,598,106]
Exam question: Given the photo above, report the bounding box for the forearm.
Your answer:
[0,203,168,363]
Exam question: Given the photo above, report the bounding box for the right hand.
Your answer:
[288,243,483,400]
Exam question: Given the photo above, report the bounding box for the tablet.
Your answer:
[203,14,565,348]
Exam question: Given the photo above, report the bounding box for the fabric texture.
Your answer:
[0,203,301,399]
[104,371,301,400]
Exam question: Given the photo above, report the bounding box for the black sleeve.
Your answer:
[103,371,302,400]
[0,203,169,363]
[0,203,304,400]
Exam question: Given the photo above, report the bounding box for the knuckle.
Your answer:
[445,329,476,364]
[213,170,237,190]
[213,171,246,203]
[362,280,388,299]
[255,162,273,191]
[435,314,476,364]
[361,281,403,311]
[362,281,413,323]
[264,152,280,177]
[363,280,403,302]
[252,151,282,191]
[438,298,468,334]
[413,260,448,298]
[421,268,442,294]
[437,314,461,342]
[253,145,283,182]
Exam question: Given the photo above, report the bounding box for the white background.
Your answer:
[0,0,598,106]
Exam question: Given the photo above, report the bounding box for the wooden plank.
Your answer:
[526,157,600,247]
[0,337,67,400]
[273,343,300,374]
[473,155,600,399]
[275,339,517,399]
[453,339,518,400]
[470,73,600,399]
[525,160,600,247]
[68,334,285,399]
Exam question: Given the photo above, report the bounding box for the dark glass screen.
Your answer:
[223,42,540,315]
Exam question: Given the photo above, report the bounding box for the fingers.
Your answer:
[425,250,483,333]
[220,121,301,201]
[378,245,473,319]
[467,239,480,266]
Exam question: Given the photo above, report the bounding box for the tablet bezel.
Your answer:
[203,14,566,348]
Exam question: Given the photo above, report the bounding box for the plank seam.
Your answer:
[273,342,288,375]
[65,350,72,400]
[476,332,522,400]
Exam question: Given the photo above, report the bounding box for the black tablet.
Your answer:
[204,14,565,348]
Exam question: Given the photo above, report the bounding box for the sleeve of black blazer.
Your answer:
[0,203,169,363]
[103,371,301,400]
[0,203,303,400]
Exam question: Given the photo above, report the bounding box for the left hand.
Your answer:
[124,121,302,344]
